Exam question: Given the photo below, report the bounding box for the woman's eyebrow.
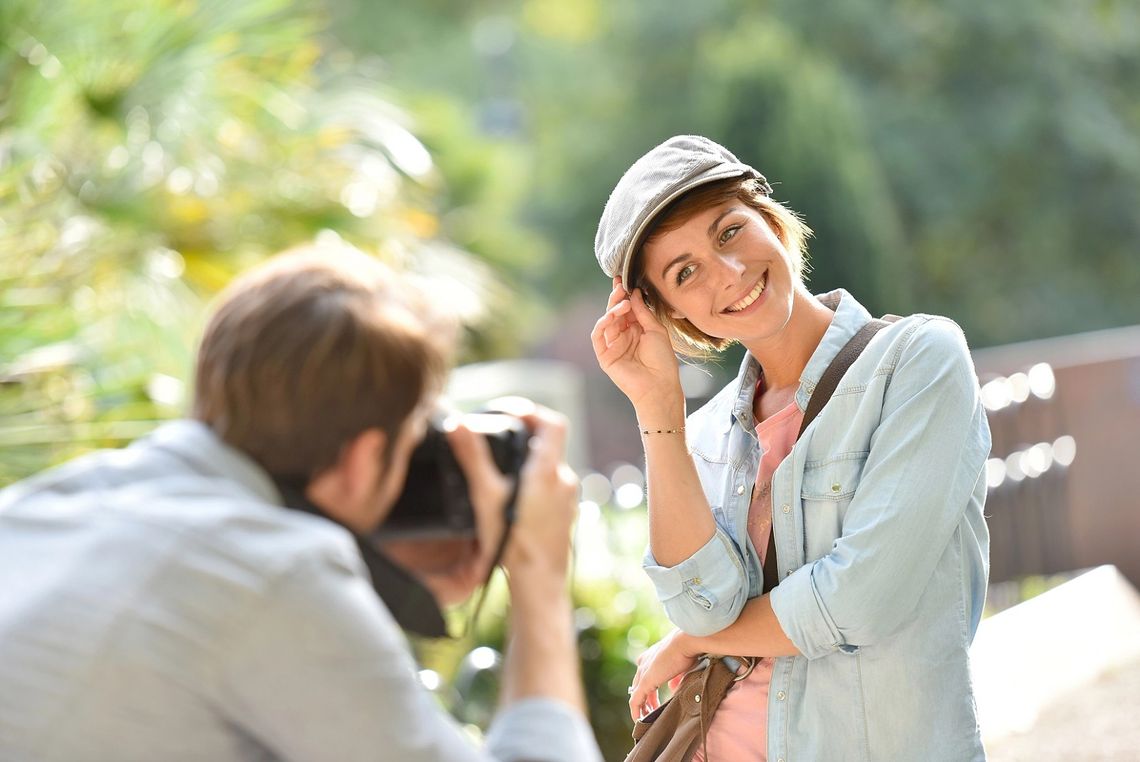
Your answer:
[660,253,691,282]
[707,207,740,238]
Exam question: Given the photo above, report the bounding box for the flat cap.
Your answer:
[594,135,771,288]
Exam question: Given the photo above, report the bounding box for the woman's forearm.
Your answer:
[680,594,801,658]
[639,419,717,567]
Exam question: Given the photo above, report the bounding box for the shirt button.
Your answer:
[785,570,792,577]
[736,484,745,495]
[777,691,786,701]
[782,503,790,513]
[778,758,786,762]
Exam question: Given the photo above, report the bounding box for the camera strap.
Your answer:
[273,479,449,638]
[462,471,522,638]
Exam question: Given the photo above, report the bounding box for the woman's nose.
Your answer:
[715,254,746,287]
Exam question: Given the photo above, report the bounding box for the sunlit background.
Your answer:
[2,0,1139,759]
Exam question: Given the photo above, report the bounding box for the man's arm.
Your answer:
[215,553,505,762]
[492,408,585,714]
[216,406,600,762]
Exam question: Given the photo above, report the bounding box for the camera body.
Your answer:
[375,413,530,539]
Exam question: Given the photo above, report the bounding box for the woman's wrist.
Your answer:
[634,399,686,432]
[670,629,702,658]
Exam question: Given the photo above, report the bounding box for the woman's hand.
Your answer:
[628,629,702,721]
[591,277,684,420]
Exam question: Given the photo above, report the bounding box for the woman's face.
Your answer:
[639,200,800,346]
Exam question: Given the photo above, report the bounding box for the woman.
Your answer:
[591,135,991,761]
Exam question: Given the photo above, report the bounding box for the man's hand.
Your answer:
[497,402,579,578]
[378,402,579,607]
[379,418,512,608]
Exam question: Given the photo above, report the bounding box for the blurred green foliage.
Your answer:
[331,0,1140,349]
[0,0,529,483]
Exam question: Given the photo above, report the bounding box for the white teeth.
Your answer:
[725,273,767,312]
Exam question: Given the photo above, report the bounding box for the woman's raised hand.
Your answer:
[591,277,684,417]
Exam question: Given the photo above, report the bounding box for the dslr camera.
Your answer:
[375,413,530,539]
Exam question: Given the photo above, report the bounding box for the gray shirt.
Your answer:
[0,421,601,762]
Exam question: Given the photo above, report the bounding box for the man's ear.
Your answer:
[306,428,387,533]
[339,428,387,505]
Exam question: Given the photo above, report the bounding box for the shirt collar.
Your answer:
[727,289,872,430]
[140,419,283,504]
[141,420,449,637]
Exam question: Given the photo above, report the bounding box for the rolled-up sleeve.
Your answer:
[770,318,990,660]
[643,527,748,636]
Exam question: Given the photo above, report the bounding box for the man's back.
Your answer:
[0,421,374,760]
[0,421,599,762]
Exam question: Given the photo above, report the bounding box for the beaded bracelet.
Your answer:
[640,426,685,435]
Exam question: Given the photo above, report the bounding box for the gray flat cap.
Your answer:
[594,135,771,289]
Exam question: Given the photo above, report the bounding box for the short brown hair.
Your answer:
[634,177,813,360]
[192,245,453,482]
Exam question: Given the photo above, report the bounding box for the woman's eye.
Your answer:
[675,264,695,286]
[719,225,741,245]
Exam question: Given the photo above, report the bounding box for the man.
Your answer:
[0,247,602,761]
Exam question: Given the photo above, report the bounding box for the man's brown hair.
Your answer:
[192,245,453,482]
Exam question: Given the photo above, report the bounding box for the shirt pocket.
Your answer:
[799,454,868,562]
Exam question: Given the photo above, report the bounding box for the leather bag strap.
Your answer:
[762,315,898,595]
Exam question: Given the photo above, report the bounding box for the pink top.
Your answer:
[693,397,803,762]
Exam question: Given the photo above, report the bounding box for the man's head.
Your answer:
[192,244,453,530]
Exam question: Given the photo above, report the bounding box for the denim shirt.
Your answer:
[644,290,991,762]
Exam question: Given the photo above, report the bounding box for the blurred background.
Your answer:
[2,0,1138,759]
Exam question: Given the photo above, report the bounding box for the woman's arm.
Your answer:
[593,281,750,635]
[592,280,717,565]
[628,595,800,718]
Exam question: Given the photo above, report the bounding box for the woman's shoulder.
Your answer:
[878,313,975,367]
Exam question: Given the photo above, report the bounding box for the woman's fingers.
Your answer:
[628,677,661,721]
[629,683,653,720]
[627,632,700,720]
[628,643,664,720]
[606,279,627,310]
[629,288,667,335]
[596,323,642,368]
[590,303,638,363]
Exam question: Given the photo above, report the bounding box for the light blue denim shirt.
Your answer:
[644,290,991,762]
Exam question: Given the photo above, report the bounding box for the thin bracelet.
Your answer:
[640,426,685,435]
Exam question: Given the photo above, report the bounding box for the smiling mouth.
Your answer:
[723,271,768,313]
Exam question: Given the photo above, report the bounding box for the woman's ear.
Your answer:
[646,288,683,320]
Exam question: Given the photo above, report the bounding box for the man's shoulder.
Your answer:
[1,444,365,586]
